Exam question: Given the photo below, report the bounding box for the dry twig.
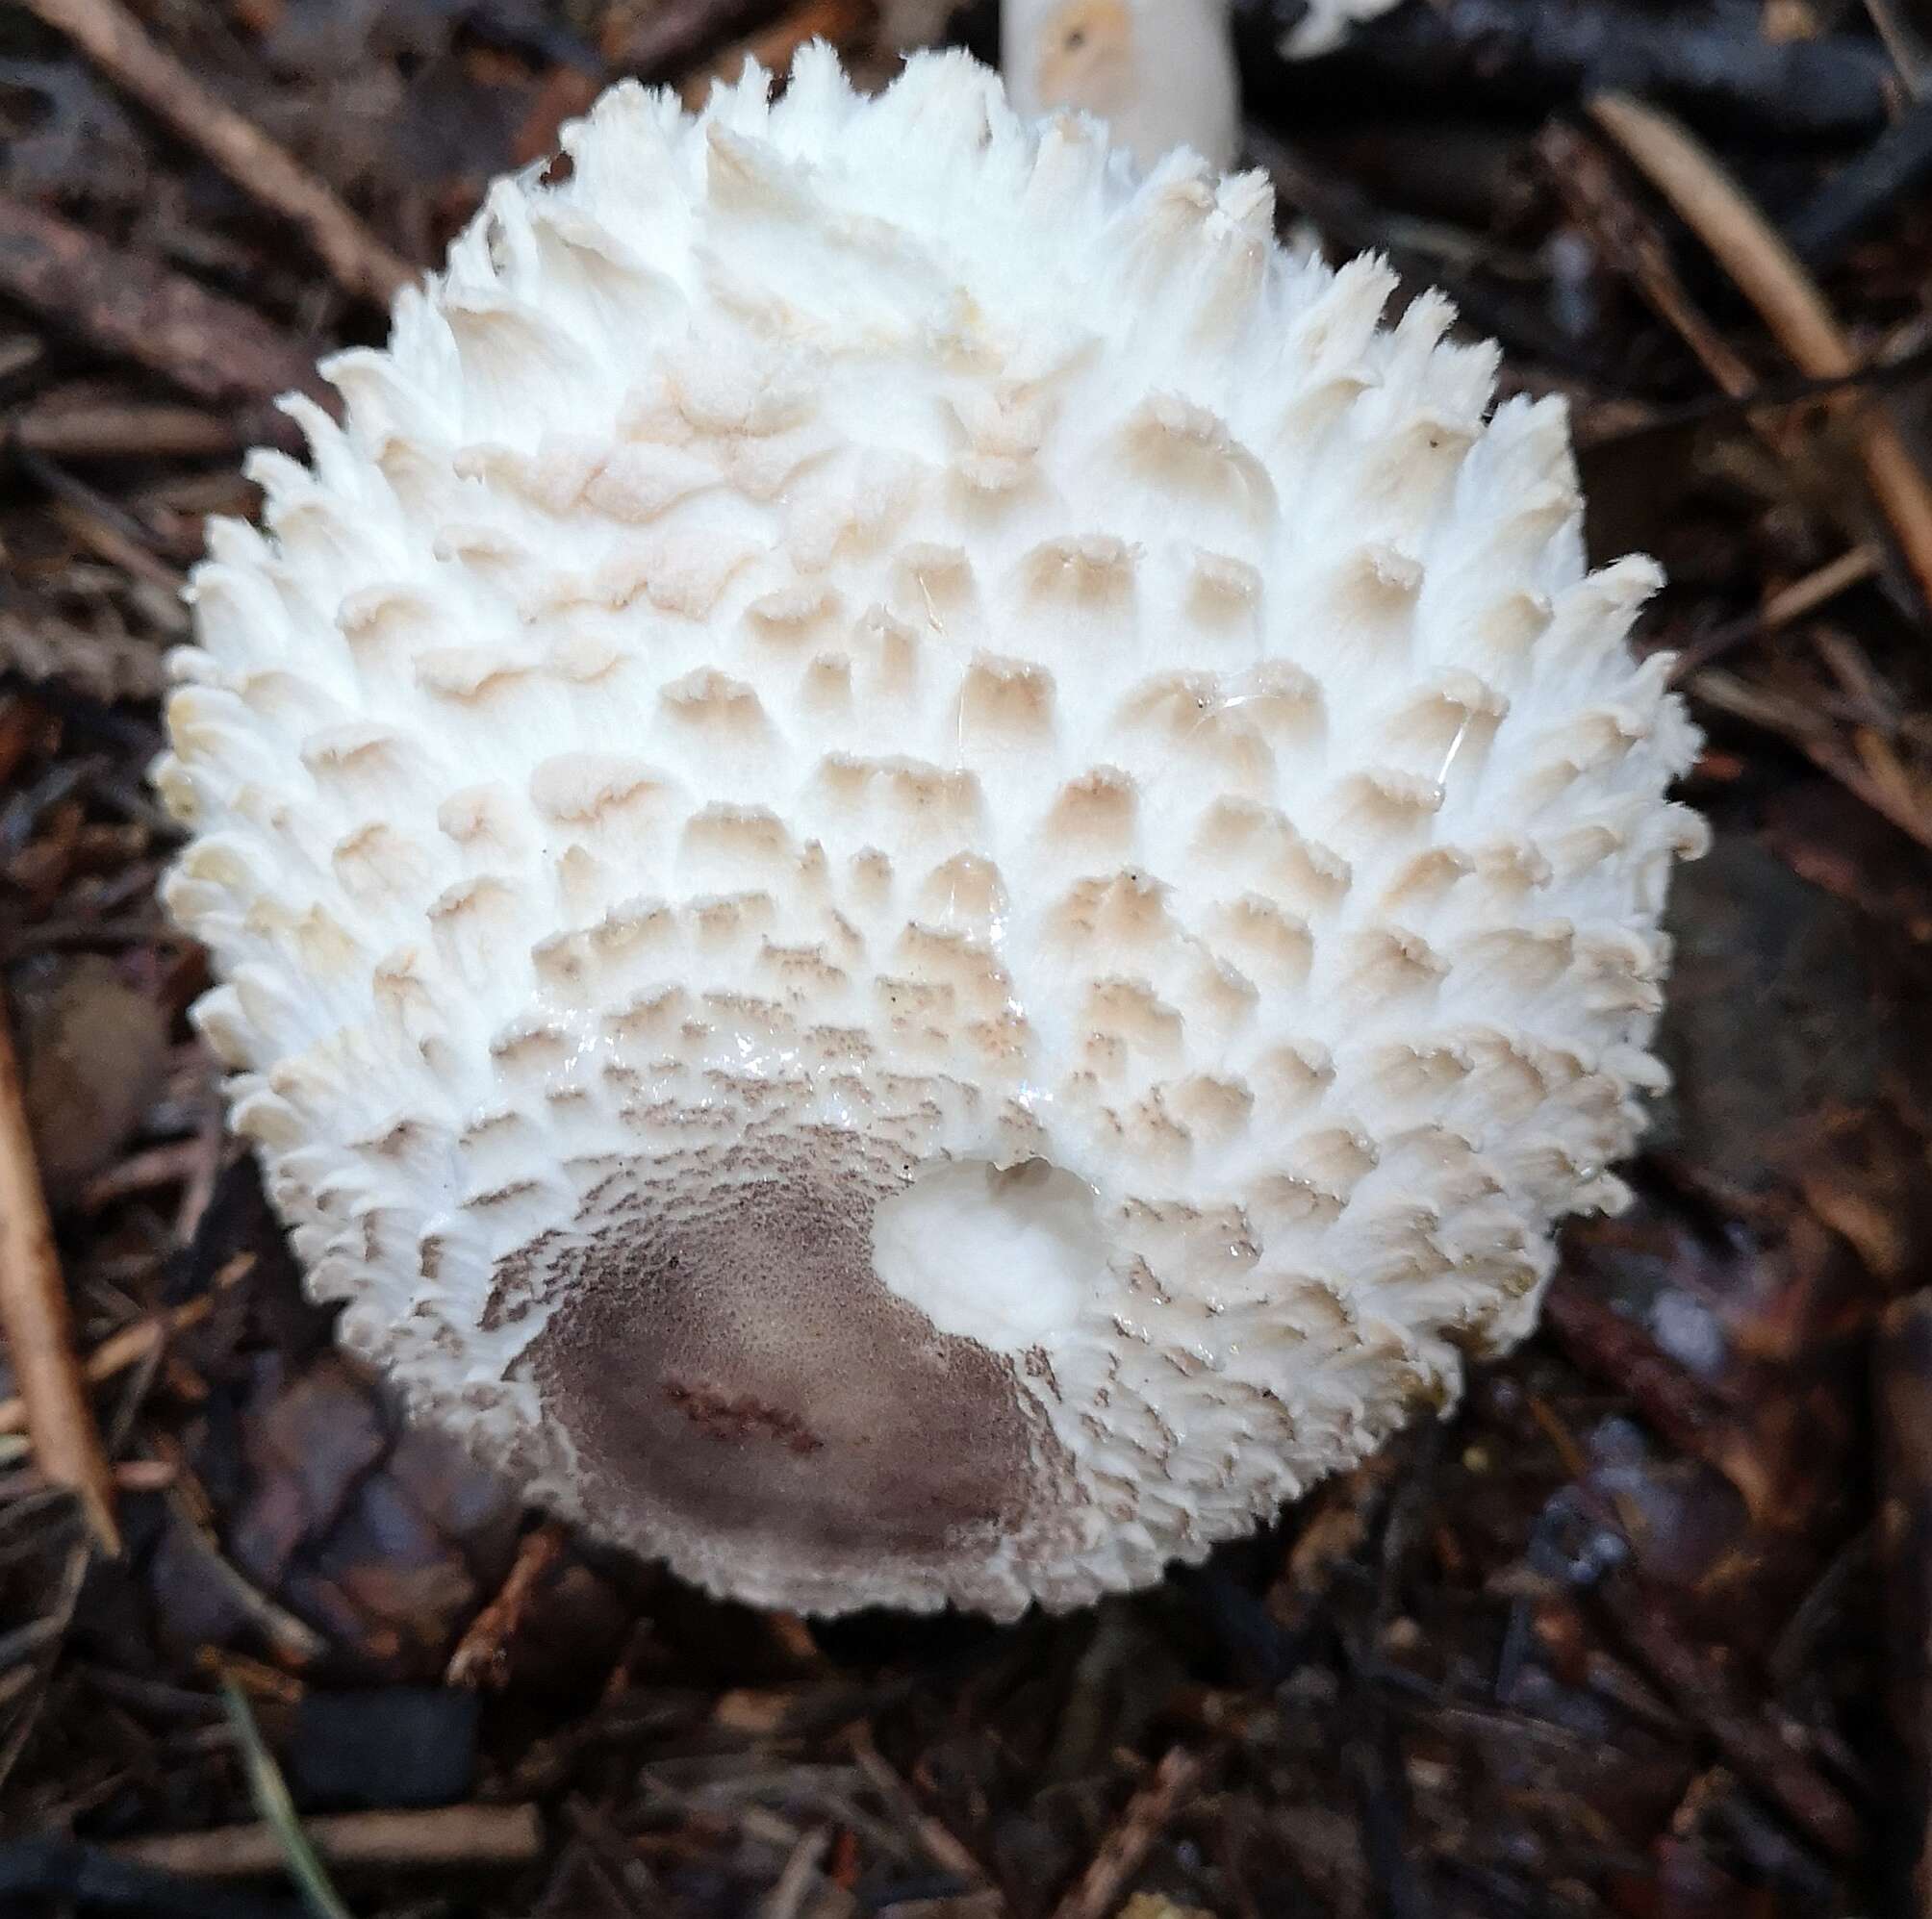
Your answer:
[445,1521,569,1687]
[1048,1746,1209,1919]
[1666,545,1882,682]
[848,1725,996,1895]
[1863,0,1932,96]
[761,1826,832,1919]
[1246,0,1895,139]
[19,0,413,309]
[1589,91,1932,614]
[0,990,119,1553]
[0,1456,174,1501]
[78,1140,219,1215]
[1690,669,1932,852]
[1597,1578,1862,1858]
[0,1543,89,1792]
[160,1457,329,1665]
[0,194,319,414]
[4,401,242,463]
[114,1803,547,1879]
[1541,123,1760,410]
[0,1251,251,1438]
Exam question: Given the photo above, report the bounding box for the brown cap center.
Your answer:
[507,1137,1067,1595]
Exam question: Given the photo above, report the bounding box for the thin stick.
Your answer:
[1540,123,1759,405]
[1590,92,1932,615]
[0,1249,252,1437]
[1751,545,1883,633]
[0,1542,88,1792]
[1596,1578,1862,1857]
[1666,543,1881,682]
[0,1456,176,1500]
[762,1826,831,1919]
[5,402,242,463]
[114,1803,547,1879]
[19,0,413,309]
[0,194,320,413]
[1690,668,1932,853]
[1864,0,1932,97]
[173,1109,228,1245]
[78,1140,214,1215]
[0,992,119,1554]
[445,1521,568,1687]
[1048,1746,1208,1919]
[848,1724,998,1893]
[162,1462,328,1665]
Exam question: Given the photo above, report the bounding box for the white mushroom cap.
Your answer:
[1002,0,1240,174]
[157,47,1705,1620]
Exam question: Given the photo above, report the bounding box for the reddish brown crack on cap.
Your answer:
[507,1134,1075,1601]
[662,1380,826,1454]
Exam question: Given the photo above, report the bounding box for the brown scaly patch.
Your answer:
[509,1129,1077,1597]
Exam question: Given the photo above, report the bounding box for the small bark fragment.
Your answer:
[0,992,119,1553]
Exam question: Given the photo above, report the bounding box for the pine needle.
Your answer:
[218,1677,356,1919]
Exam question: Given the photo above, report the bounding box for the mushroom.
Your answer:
[156,47,1705,1619]
[1002,0,1241,173]
[1279,0,1404,60]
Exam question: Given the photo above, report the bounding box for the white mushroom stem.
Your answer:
[1002,0,1241,173]
[1280,0,1404,60]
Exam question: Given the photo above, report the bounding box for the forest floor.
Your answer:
[3,1,1932,1914]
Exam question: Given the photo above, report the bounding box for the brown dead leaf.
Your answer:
[12,952,169,1204]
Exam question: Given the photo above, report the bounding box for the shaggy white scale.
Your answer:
[157,47,1706,1617]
